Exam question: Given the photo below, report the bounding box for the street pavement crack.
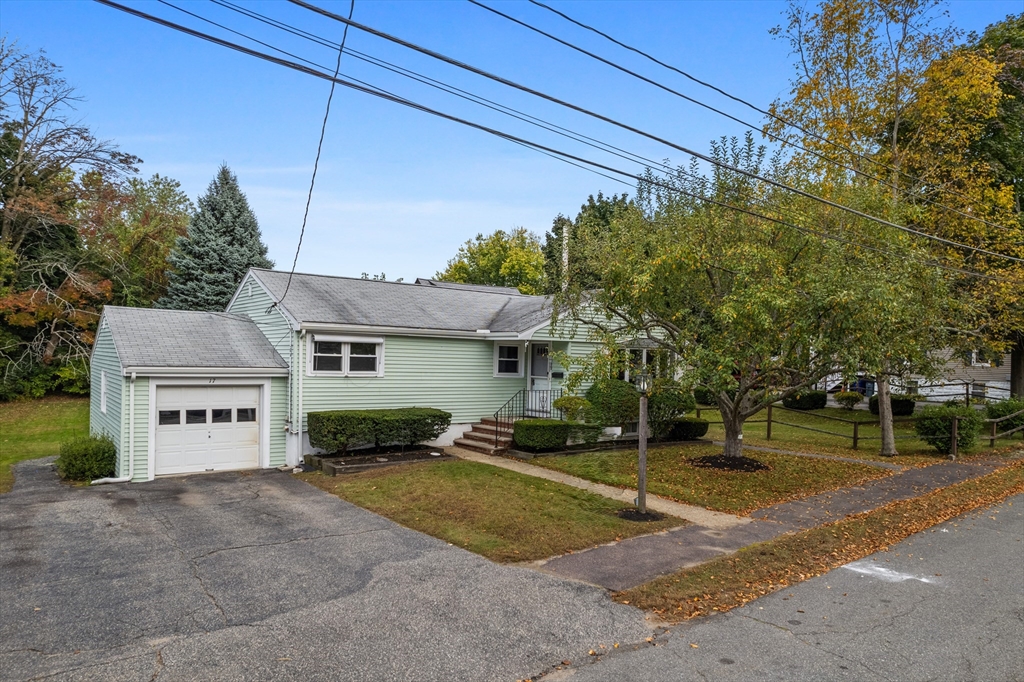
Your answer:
[189,528,387,560]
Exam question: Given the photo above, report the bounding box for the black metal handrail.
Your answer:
[493,388,564,448]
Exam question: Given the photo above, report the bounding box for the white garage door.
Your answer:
[155,385,260,476]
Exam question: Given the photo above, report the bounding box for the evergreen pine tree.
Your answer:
[157,165,273,310]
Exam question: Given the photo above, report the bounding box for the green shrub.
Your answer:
[667,417,710,441]
[834,391,864,410]
[57,435,116,481]
[307,408,452,454]
[693,386,716,406]
[782,390,827,410]
[986,398,1024,436]
[585,379,640,427]
[514,419,571,451]
[914,405,984,455]
[552,395,593,422]
[648,381,696,439]
[568,421,602,445]
[868,394,916,416]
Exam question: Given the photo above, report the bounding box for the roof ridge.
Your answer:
[105,305,247,321]
[252,268,542,298]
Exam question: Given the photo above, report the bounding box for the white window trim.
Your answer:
[306,335,385,377]
[100,371,108,414]
[494,342,525,378]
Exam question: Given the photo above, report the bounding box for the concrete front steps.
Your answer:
[453,417,514,455]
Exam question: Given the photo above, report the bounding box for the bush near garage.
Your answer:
[648,381,697,440]
[514,419,572,452]
[56,435,116,481]
[308,408,452,454]
[782,390,828,410]
[585,379,640,428]
[914,405,983,455]
[667,417,710,441]
[868,394,916,416]
[834,390,864,410]
[986,398,1024,435]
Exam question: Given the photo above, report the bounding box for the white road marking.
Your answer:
[842,561,937,583]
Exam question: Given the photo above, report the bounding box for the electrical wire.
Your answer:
[286,0,1023,264]
[91,0,1005,283]
[523,0,1020,236]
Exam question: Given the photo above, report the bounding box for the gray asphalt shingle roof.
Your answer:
[252,269,551,333]
[101,306,288,370]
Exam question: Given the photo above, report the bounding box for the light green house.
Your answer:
[90,269,597,481]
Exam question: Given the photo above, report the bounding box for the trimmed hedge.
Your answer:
[649,382,696,440]
[585,379,640,428]
[569,422,603,445]
[667,417,710,441]
[782,390,827,411]
[514,419,571,452]
[914,405,983,455]
[869,394,916,416]
[57,435,116,481]
[986,398,1024,436]
[834,390,864,410]
[308,407,452,454]
[693,386,716,406]
[552,395,593,422]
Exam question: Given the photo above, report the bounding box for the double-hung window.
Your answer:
[495,344,523,377]
[310,336,383,376]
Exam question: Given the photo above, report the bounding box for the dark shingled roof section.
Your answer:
[102,306,288,369]
[412,278,525,296]
[253,269,551,333]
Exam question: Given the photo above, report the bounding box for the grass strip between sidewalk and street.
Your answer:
[0,396,90,494]
[616,458,1024,623]
[299,459,681,562]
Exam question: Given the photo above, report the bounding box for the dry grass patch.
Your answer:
[617,460,1024,623]
[299,460,680,562]
[531,445,892,514]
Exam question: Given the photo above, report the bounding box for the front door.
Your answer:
[528,343,551,415]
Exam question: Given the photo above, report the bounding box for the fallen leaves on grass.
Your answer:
[616,459,1024,622]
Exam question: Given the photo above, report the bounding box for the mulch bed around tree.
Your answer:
[689,454,771,472]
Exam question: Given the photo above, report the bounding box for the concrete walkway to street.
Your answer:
[448,446,1018,591]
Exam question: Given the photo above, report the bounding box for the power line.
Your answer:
[90,0,1005,283]
[286,0,1023,264]
[522,0,1020,236]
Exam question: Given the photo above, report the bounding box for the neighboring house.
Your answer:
[90,269,598,482]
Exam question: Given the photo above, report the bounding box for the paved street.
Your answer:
[0,459,654,682]
[539,493,1024,682]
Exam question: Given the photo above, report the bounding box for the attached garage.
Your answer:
[90,306,290,483]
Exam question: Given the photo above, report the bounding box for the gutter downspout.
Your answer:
[296,330,305,463]
[92,371,136,485]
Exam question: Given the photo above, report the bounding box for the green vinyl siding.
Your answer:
[300,335,527,426]
[128,377,149,482]
[270,377,287,466]
[227,272,294,358]
[90,322,124,471]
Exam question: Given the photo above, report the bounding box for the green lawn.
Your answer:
[0,396,90,493]
[530,444,892,514]
[300,460,681,562]
[694,405,1021,466]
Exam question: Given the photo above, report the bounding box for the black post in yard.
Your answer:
[853,421,859,450]
[950,416,959,460]
[766,404,772,441]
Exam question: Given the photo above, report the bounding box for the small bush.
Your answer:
[585,379,640,427]
[868,394,916,416]
[914,405,984,455]
[782,390,827,411]
[552,395,593,422]
[57,435,116,481]
[648,381,697,440]
[514,419,571,451]
[308,408,452,454]
[834,391,864,410]
[568,421,602,445]
[667,417,710,441]
[986,398,1024,436]
[693,386,716,406]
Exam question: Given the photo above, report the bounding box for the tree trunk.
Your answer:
[876,374,899,457]
[1011,335,1024,399]
[721,406,745,458]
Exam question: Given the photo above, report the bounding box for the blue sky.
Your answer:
[3,0,1019,281]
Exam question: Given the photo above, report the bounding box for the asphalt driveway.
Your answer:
[0,459,654,681]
